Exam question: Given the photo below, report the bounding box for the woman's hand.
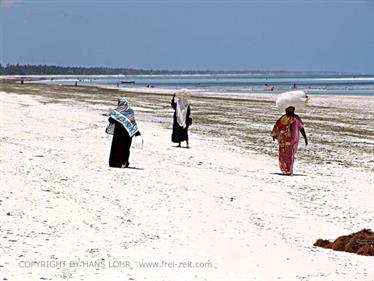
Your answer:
[300,128,308,146]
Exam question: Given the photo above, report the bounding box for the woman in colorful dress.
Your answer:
[271,106,308,175]
[108,97,140,168]
[171,89,192,148]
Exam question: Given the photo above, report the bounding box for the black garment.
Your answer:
[108,118,133,168]
[171,97,192,143]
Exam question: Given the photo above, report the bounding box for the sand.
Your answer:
[0,84,373,281]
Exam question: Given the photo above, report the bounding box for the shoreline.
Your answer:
[2,74,374,97]
[1,82,373,171]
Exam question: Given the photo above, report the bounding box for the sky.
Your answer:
[0,0,373,73]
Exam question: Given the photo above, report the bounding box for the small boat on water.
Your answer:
[120,80,136,84]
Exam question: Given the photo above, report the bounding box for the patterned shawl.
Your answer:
[271,115,299,148]
[110,97,139,137]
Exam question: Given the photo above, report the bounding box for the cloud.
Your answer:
[0,0,22,8]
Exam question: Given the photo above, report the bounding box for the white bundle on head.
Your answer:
[177,88,190,101]
[276,90,309,110]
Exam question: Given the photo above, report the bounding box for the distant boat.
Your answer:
[121,80,135,84]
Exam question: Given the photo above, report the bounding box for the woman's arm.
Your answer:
[187,105,192,126]
[271,124,278,140]
[300,128,308,146]
[171,94,176,109]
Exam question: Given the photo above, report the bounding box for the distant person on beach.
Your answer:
[108,97,141,168]
[171,89,192,148]
[271,106,308,175]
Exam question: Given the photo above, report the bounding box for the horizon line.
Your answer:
[1,63,373,75]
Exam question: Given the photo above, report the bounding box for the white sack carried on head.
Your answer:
[276,90,309,110]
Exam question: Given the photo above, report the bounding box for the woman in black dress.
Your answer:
[108,97,140,168]
[171,89,192,148]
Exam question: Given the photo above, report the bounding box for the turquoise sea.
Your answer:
[46,73,374,96]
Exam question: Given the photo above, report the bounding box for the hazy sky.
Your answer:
[0,0,373,72]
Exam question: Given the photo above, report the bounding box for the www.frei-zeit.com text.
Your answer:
[18,259,214,270]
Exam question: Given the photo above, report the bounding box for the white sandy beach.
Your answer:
[0,90,373,281]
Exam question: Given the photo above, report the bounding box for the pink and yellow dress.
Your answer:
[271,115,304,175]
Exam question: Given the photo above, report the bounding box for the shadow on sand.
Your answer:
[272,172,306,177]
[172,145,191,149]
[127,167,144,170]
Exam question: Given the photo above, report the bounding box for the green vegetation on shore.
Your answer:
[0,64,254,76]
[0,64,344,76]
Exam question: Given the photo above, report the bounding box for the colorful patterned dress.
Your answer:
[271,114,304,175]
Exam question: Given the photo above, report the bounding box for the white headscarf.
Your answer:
[176,89,190,128]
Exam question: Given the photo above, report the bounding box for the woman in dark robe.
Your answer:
[171,89,192,148]
[108,97,140,168]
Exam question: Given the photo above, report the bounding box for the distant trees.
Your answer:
[1,64,329,76]
[0,64,222,75]
[0,64,155,75]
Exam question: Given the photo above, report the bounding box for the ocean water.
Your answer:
[46,73,374,96]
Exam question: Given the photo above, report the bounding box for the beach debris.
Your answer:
[314,229,374,256]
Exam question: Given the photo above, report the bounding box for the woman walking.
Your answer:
[171,89,192,148]
[271,106,308,175]
[108,97,140,168]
